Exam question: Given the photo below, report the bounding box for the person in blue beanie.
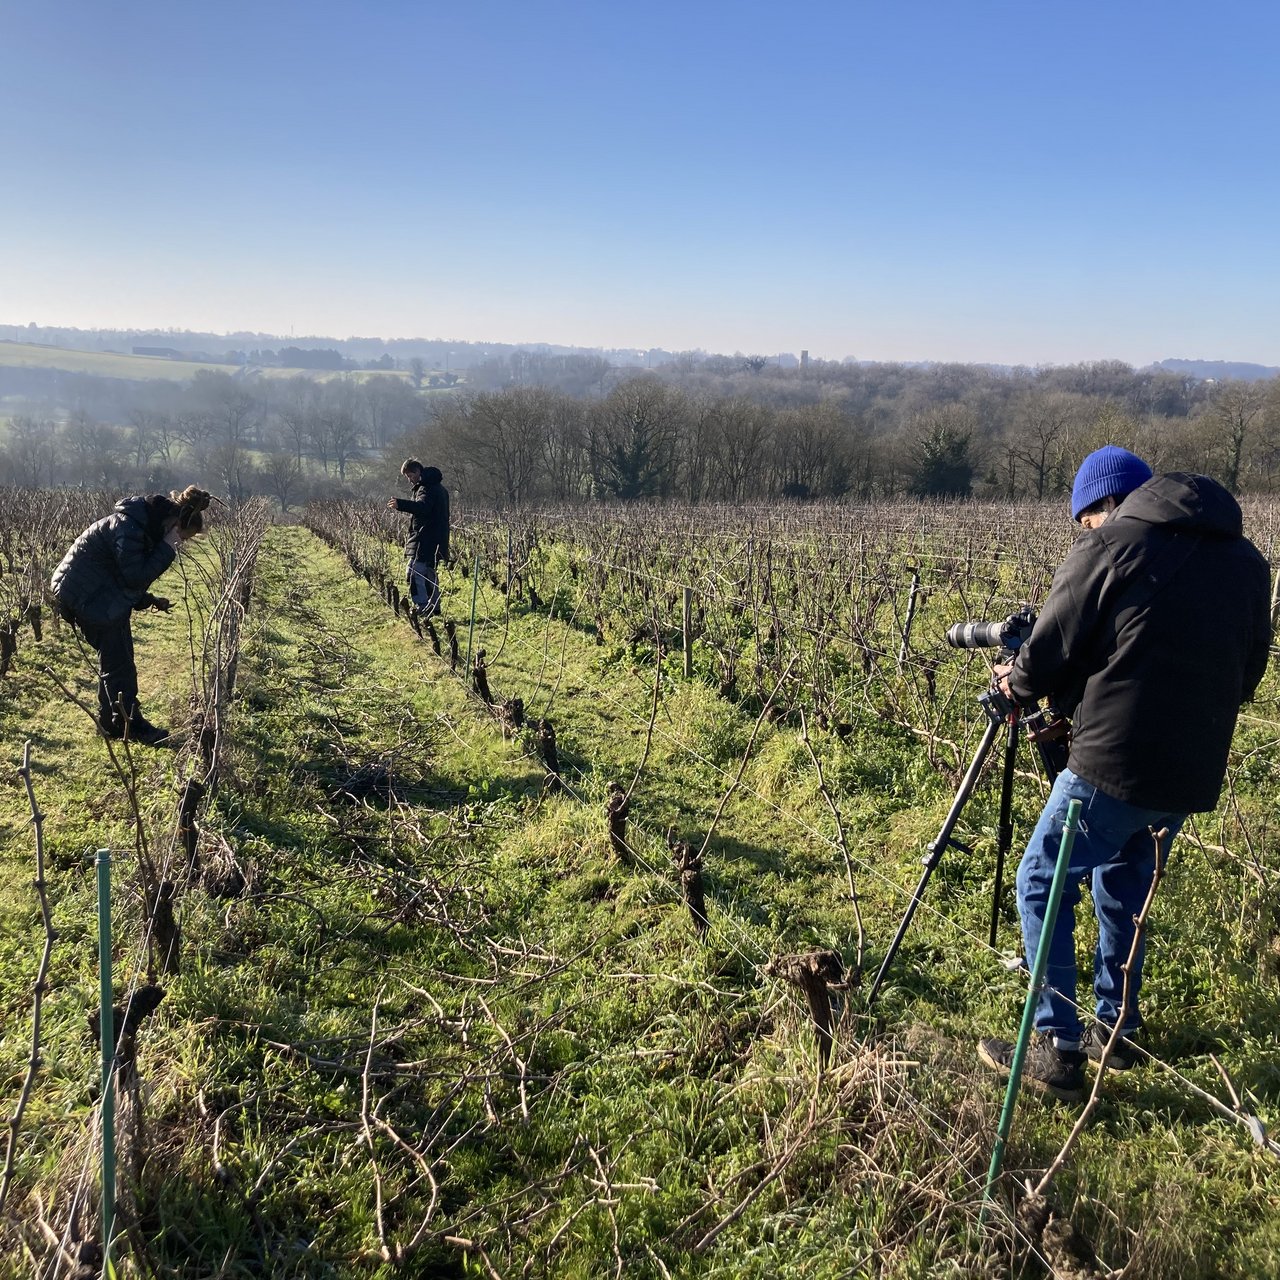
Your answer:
[977,446,1271,1100]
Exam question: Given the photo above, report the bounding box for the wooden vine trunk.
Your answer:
[499,696,525,734]
[605,782,630,865]
[444,619,460,671]
[1017,1193,1109,1280]
[178,778,206,867]
[88,985,166,1085]
[766,949,845,1069]
[0,621,15,675]
[150,882,181,976]
[472,649,494,704]
[671,839,708,939]
[535,718,562,788]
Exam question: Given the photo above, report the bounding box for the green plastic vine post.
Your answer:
[981,797,1082,1218]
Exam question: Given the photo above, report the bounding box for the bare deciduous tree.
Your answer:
[587,378,685,499]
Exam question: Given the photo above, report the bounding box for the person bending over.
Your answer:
[52,486,211,747]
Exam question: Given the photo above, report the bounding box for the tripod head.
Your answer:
[944,603,1072,763]
[977,659,1071,776]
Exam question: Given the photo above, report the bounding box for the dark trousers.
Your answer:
[78,618,138,725]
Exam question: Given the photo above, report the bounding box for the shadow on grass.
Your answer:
[705,833,786,877]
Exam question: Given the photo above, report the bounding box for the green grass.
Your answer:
[1,524,1277,1277]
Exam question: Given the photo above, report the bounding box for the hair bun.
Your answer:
[172,485,213,514]
[169,485,213,535]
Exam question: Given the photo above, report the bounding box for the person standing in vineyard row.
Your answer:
[977,446,1272,1101]
[51,486,212,747]
[387,459,450,620]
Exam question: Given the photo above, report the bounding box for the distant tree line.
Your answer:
[0,369,423,510]
[3,352,1279,509]
[0,322,653,373]
[410,357,1280,505]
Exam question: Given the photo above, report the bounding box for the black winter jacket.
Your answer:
[1009,473,1271,813]
[50,496,177,627]
[394,468,450,565]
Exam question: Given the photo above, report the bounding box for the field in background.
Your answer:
[0,340,420,385]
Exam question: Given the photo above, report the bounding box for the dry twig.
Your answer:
[0,743,58,1216]
[798,708,866,977]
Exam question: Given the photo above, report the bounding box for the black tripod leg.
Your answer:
[988,715,1020,948]
[867,716,1003,1007]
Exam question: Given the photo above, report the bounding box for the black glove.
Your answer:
[139,594,173,612]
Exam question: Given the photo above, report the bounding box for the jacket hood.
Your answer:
[1114,472,1243,539]
[114,495,152,523]
[115,494,175,541]
[419,466,443,487]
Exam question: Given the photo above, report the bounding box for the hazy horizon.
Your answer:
[4,318,1276,376]
[3,2,1278,368]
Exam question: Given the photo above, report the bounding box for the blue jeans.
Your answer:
[407,559,440,618]
[1016,768,1185,1040]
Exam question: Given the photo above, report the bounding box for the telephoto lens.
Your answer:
[945,620,1008,649]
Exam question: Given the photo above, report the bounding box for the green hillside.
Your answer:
[0,340,417,385]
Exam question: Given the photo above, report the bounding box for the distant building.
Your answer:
[132,346,183,359]
[801,350,809,370]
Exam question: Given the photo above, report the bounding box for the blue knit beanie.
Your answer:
[1070,446,1153,521]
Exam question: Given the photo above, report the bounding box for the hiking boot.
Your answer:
[96,714,125,740]
[1081,1023,1141,1071]
[978,1031,1086,1102]
[124,718,174,749]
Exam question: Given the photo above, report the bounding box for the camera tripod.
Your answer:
[866,685,1067,1007]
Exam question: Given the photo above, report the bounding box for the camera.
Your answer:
[944,605,1071,760]
[945,605,1037,654]
[945,605,1038,725]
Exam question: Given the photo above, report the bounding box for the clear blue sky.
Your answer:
[2,0,1277,365]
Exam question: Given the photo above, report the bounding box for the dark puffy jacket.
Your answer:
[1010,473,1272,812]
[394,467,450,565]
[50,496,176,627]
